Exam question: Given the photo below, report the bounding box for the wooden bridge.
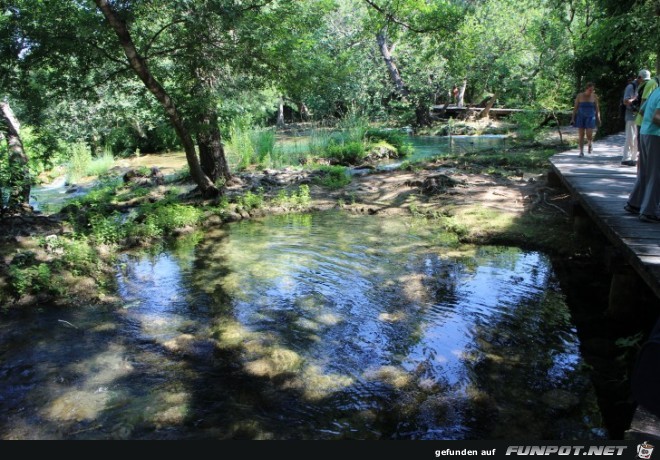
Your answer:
[548,132,660,441]
[549,133,660,301]
[431,104,572,122]
[431,105,524,118]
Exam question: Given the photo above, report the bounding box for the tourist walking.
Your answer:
[625,76,660,222]
[571,82,601,157]
[621,75,638,166]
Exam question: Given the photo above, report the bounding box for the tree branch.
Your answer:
[363,0,436,33]
[143,19,186,59]
[89,40,131,67]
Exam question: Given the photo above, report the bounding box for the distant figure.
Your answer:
[625,76,660,223]
[621,75,639,166]
[452,85,458,104]
[570,82,601,157]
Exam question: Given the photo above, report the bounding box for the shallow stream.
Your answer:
[0,211,605,439]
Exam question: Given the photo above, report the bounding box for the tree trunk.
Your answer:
[95,0,219,197]
[277,97,285,128]
[457,79,467,108]
[376,31,409,99]
[414,104,432,128]
[1,101,31,210]
[197,111,231,185]
[478,94,498,119]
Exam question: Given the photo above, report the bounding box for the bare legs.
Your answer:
[578,128,585,156]
[578,128,594,157]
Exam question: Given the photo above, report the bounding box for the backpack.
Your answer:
[630,81,646,113]
[631,76,660,113]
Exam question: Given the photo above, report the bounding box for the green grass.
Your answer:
[65,142,93,184]
[251,128,276,166]
[86,149,115,177]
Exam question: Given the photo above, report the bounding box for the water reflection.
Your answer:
[0,211,604,439]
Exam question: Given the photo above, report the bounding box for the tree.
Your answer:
[574,0,659,133]
[362,0,462,127]
[0,101,30,211]
[4,0,330,196]
[94,0,220,196]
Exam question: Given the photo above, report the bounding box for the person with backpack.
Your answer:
[633,69,659,159]
[621,75,639,166]
[625,71,660,223]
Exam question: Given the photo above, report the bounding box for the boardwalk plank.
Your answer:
[550,133,660,303]
[550,133,660,440]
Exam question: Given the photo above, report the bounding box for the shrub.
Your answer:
[272,184,311,208]
[8,263,53,298]
[89,212,125,244]
[238,188,265,210]
[147,203,203,231]
[314,165,351,189]
[324,141,366,165]
[365,128,413,157]
[511,111,544,141]
[61,237,98,275]
[294,184,311,206]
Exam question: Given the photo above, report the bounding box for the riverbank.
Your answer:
[0,128,650,439]
[1,137,580,309]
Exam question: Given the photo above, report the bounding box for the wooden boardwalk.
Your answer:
[549,133,660,440]
[431,105,524,117]
[549,133,660,301]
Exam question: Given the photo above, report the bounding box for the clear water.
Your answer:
[377,135,507,170]
[0,211,604,439]
[405,134,507,161]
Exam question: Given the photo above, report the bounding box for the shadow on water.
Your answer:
[0,211,605,439]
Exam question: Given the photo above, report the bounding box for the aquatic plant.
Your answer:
[313,165,351,189]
